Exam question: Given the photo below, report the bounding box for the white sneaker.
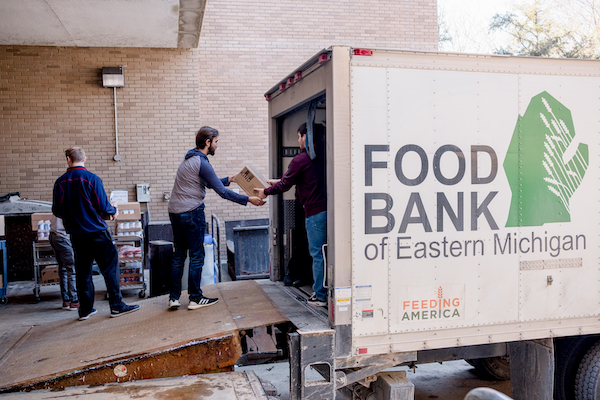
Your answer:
[188,296,218,310]
[308,293,326,307]
[168,299,181,310]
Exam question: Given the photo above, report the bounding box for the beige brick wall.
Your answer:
[0,0,438,256]
[197,0,439,229]
[0,46,200,220]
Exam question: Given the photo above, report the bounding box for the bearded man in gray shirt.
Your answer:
[168,126,264,310]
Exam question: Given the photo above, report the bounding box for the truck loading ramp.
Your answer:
[0,280,289,393]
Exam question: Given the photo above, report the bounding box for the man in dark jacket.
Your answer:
[53,147,139,320]
[256,123,327,306]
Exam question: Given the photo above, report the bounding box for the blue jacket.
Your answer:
[52,166,116,234]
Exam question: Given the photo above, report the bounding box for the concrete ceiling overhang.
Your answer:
[0,0,206,48]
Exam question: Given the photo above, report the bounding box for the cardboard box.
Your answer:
[31,213,53,231]
[114,202,141,221]
[41,265,60,284]
[233,166,269,197]
[115,220,143,237]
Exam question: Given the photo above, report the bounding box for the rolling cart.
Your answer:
[0,240,7,305]
[32,240,59,303]
[115,234,146,298]
[113,205,146,298]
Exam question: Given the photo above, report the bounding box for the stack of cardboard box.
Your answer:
[113,202,144,288]
[31,213,59,284]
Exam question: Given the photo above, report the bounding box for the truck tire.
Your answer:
[468,357,510,381]
[575,341,600,399]
[554,336,600,400]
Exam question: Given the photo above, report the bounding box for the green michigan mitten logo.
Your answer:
[504,92,589,227]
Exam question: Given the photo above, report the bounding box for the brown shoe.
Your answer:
[69,301,80,311]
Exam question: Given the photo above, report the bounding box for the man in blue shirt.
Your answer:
[167,126,264,310]
[53,147,139,320]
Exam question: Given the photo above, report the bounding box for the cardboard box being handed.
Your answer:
[233,166,269,197]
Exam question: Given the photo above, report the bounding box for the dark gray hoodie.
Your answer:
[168,148,248,214]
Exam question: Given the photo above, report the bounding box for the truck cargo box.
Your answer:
[264,46,600,399]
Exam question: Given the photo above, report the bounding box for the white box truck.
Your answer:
[263,46,600,399]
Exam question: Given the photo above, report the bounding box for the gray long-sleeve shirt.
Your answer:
[168,148,248,214]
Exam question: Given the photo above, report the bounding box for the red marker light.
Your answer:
[294,71,302,82]
[287,77,294,86]
[279,83,286,91]
[318,54,329,64]
[353,48,373,56]
[265,94,271,101]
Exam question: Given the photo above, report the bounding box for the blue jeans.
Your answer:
[169,205,206,302]
[305,211,327,301]
[70,230,123,317]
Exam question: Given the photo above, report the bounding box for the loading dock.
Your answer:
[0,281,288,393]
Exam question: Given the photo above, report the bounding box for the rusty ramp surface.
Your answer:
[0,280,289,392]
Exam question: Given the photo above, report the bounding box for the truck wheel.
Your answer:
[575,341,600,399]
[468,357,510,381]
[554,336,600,400]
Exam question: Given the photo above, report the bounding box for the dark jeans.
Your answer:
[169,205,206,302]
[49,232,78,303]
[70,229,123,317]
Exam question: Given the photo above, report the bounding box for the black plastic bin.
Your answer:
[148,240,173,297]
[225,219,269,280]
[0,240,7,304]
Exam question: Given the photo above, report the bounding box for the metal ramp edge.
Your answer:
[257,280,331,334]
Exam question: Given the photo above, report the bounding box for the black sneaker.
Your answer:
[307,293,326,307]
[110,304,140,318]
[78,309,98,321]
[188,296,218,310]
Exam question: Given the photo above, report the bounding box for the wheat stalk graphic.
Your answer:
[504,91,588,227]
[539,97,588,214]
[438,287,443,311]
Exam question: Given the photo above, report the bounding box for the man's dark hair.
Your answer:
[196,126,219,149]
[65,147,85,162]
[298,123,307,136]
[298,122,325,153]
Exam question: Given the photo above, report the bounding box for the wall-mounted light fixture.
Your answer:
[102,66,125,88]
[102,66,125,161]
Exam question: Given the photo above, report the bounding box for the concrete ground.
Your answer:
[0,273,512,399]
[238,361,512,400]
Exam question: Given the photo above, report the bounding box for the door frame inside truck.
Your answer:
[272,95,327,295]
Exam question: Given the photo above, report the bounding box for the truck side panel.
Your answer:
[348,51,600,355]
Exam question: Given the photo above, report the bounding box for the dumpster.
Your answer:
[225,219,269,280]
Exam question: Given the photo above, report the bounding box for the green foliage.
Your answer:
[489,0,600,58]
[437,6,453,46]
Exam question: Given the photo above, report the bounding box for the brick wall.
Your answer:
[0,0,438,260]
[197,0,439,230]
[0,46,200,219]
